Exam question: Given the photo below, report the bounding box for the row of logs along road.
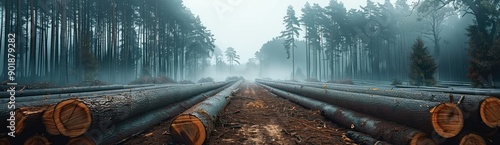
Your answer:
[0,78,499,145]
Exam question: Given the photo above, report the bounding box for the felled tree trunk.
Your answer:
[170,80,243,145]
[257,80,463,138]
[258,83,436,145]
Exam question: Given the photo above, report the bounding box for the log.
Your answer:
[42,100,91,137]
[412,88,500,97]
[42,81,231,137]
[0,83,179,132]
[0,84,174,103]
[480,97,500,128]
[0,84,153,98]
[444,133,486,145]
[24,135,50,145]
[257,80,463,138]
[67,136,93,145]
[13,106,47,135]
[346,131,392,145]
[484,130,500,145]
[170,80,243,145]
[0,83,216,133]
[67,82,233,145]
[459,133,486,145]
[265,80,500,132]
[257,83,436,145]
[0,138,10,145]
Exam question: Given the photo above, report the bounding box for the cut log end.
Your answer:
[459,133,486,145]
[15,106,47,135]
[0,138,10,145]
[431,102,463,138]
[24,135,50,145]
[67,136,95,145]
[410,132,437,145]
[170,114,206,145]
[480,97,500,128]
[43,99,92,137]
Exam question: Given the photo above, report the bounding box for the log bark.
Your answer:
[257,80,463,138]
[42,81,231,137]
[68,82,233,145]
[411,88,500,97]
[265,80,500,132]
[0,83,220,133]
[258,83,436,145]
[346,131,392,145]
[0,84,173,103]
[170,80,243,145]
[0,84,153,98]
[484,130,500,145]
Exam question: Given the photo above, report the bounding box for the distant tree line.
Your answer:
[0,0,215,85]
[262,0,499,86]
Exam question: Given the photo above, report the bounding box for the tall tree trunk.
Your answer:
[60,0,68,84]
[29,0,36,78]
[1,0,11,80]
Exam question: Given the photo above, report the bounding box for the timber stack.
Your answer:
[257,79,499,145]
[0,81,240,145]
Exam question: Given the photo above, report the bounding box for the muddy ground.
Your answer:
[123,81,352,145]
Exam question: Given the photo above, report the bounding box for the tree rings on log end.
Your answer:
[431,103,464,138]
[170,114,207,145]
[43,99,92,137]
[67,136,95,145]
[0,138,10,145]
[410,133,436,145]
[15,106,47,135]
[24,135,50,145]
[480,97,500,128]
[459,133,486,145]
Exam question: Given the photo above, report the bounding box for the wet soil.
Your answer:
[123,81,351,145]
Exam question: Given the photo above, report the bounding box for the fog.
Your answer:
[0,0,498,87]
[184,0,419,64]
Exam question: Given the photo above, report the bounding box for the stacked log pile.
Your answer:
[257,79,499,145]
[276,80,500,129]
[0,81,239,145]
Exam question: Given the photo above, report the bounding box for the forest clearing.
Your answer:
[1,79,499,145]
[1,0,500,144]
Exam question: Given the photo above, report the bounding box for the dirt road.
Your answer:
[123,81,349,145]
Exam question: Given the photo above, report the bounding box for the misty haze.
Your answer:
[0,0,499,145]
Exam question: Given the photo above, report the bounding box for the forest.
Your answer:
[257,0,500,87]
[1,0,500,145]
[0,0,217,85]
[0,0,499,87]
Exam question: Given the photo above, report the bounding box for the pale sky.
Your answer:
[183,0,418,63]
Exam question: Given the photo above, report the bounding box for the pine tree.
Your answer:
[281,5,301,80]
[409,38,437,86]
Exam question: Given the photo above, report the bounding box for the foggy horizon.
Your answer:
[184,0,419,64]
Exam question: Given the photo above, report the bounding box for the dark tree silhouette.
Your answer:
[419,0,500,86]
[0,0,216,85]
[409,38,437,86]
